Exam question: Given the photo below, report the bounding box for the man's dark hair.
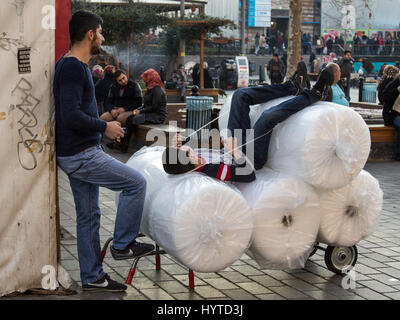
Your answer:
[162,147,195,175]
[273,53,279,57]
[69,10,103,46]
[113,69,126,79]
[344,50,351,55]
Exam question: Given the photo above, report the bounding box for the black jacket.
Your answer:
[382,77,400,126]
[138,86,167,121]
[95,73,115,105]
[338,58,353,82]
[105,79,143,112]
[321,80,346,102]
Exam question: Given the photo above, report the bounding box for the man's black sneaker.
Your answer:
[312,67,335,98]
[82,274,127,292]
[110,241,155,260]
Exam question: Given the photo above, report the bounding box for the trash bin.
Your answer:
[249,62,256,75]
[361,82,376,103]
[186,96,214,141]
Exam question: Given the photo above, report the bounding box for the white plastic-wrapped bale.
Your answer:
[317,170,383,247]
[218,96,371,190]
[235,169,320,269]
[121,147,253,273]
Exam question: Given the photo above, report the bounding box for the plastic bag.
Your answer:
[235,169,320,269]
[317,170,383,247]
[121,146,253,273]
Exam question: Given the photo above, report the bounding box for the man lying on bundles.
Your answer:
[162,66,335,181]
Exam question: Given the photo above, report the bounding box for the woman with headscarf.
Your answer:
[114,69,167,153]
[380,65,400,160]
[91,64,104,85]
[378,65,399,105]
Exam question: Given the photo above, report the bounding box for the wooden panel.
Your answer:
[369,125,397,143]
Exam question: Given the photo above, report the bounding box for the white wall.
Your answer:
[205,0,239,38]
[321,0,400,30]
[0,0,57,296]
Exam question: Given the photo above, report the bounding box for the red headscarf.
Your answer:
[141,69,165,91]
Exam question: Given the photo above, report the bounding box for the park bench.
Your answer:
[142,88,220,103]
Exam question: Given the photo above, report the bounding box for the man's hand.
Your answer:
[105,121,124,140]
[397,86,400,93]
[116,107,126,114]
[133,109,140,116]
[223,137,243,160]
[110,109,120,119]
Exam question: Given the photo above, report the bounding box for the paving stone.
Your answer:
[304,291,340,300]
[378,267,400,279]
[236,282,272,295]
[173,274,206,287]
[264,270,297,280]
[385,261,400,269]
[157,281,190,294]
[292,272,328,284]
[269,286,309,299]
[314,283,356,297]
[256,293,286,300]
[194,286,227,299]
[203,278,238,290]
[221,289,258,300]
[358,280,398,293]
[248,275,284,287]
[140,288,175,300]
[383,291,400,300]
[351,288,391,300]
[172,292,204,300]
[218,271,254,283]
[230,265,264,276]
[357,257,388,268]
[141,270,176,282]
[282,279,320,291]
[368,273,400,286]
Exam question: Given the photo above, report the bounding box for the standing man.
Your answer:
[338,50,353,101]
[268,54,285,84]
[54,10,154,292]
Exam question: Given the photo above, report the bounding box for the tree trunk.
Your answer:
[286,0,302,78]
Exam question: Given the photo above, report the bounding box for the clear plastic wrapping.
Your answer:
[123,147,253,273]
[235,169,320,269]
[317,170,383,247]
[219,97,371,190]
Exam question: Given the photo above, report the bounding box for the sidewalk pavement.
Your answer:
[21,146,397,301]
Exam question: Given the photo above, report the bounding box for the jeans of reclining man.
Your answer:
[227,82,320,170]
[57,145,146,285]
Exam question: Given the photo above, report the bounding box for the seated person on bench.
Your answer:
[162,66,335,177]
[112,69,168,153]
[100,69,143,126]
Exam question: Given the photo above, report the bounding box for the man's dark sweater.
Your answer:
[54,56,107,156]
[105,79,143,112]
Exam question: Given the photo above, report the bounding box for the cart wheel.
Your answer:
[324,245,358,275]
[308,242,319,258]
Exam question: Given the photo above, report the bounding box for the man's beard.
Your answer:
[90,34,101,55]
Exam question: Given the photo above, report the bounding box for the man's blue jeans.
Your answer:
[57,145,146,285]
[227,83,319,169]
[393,115,400,154]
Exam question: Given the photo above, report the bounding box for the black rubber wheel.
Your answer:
[324,245,358,275]
[308,242,319,258]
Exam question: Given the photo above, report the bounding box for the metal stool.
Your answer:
[100,234,196,289]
